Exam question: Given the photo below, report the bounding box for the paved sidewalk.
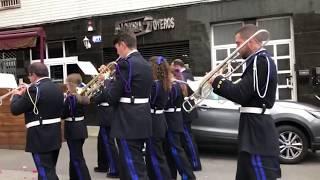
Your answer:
[0,136,206,180]
[0,137,112,180]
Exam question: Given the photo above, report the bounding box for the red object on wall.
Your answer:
[0,27,46,63]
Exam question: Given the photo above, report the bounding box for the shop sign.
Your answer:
[115,16,175,36]
[92,35,102,43]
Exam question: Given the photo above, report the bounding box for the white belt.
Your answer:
[151,109,164,114]
[164,108,182,113]
[26,118,61,128]
[64,116,85,122]
[239,107,271,115]
[99,102,109,107]
[119,97,149,104]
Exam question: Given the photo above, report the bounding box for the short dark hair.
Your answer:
[113,31,137,49]
[235,24,263,43]
[28,62,49,77]
[172,59,185,67]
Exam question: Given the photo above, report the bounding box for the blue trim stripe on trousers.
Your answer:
[101,128,118,173]
[33,153,48,180]
[167,131,188,180]
[68,142,83,180]
[251,155,266,180]
[147,138,163,180]
[183,124,200,169]
[120,139,139,180]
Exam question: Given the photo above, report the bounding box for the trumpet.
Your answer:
[0,83,29,106]
[182,29,270,113]
[77,57,121,97]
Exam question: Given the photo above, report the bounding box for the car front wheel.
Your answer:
[277,125,308,164]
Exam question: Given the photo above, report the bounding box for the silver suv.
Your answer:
[192,92,320,164]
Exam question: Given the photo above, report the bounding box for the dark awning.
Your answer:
[0,27,46,62]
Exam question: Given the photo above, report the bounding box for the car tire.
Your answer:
[277,125,309,164]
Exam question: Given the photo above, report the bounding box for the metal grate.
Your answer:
[103,41,190,64]
[0,51,17,75]
[0,0,20,10]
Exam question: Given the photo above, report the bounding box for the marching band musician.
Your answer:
[100,31,153,179]
[164,69,196,180]
[11,62,64,180]
[146,56,171,180]
[172,59,202,171]
[209,24,281,180]
[62,73,91,180]
[91,70,119,178]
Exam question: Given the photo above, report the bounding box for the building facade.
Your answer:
[1,0,320,124]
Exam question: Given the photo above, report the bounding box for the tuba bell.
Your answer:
[77,57,121,97]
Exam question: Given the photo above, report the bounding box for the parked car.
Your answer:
[191,92,320,164]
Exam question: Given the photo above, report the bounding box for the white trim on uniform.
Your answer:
[99,102,110,106]
[164,108,182,113]
[119,97,149,104]
[239,107,271,115]
[150,109,164,114]
[64,116,85,122]
[26,118,61,128]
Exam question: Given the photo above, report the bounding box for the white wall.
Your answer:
[0,0,220,29]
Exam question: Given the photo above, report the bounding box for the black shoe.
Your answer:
[107,172,119,178]
[94,167,108,173]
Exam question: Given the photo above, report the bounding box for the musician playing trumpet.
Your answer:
[62,73,91,180]
[91,64,119,178]
[11,62,64,180]
[209,24,281,180]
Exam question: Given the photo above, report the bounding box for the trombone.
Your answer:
[182,29,270,113]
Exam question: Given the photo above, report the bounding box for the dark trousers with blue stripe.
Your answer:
[145,138,171,180]
[181,123,202,171]
[236,151,281,180]
[116,138,149,180]
[97,127,108,170]
[67,139,91,180]
[99,126,119,174]
[165,131,196,180]
[32,149,60,180]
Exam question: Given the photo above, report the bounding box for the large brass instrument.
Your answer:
[182,29,270,113]
[77,57,120,97]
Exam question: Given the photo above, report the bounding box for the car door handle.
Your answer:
[199,104,208,111]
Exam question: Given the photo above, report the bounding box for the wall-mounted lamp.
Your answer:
[87,20,94,32]
[83,36,91,49]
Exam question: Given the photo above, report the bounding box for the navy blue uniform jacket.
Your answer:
[212,50,279,156]
[103,51,153,139]
[11,78,64,153]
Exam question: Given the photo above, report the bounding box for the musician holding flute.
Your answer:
[10,62,64,180]
[209,24,281,180]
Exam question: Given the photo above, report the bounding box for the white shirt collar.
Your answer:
[36,77,50,83]
[180,67,186,73]
[126,49,138,58]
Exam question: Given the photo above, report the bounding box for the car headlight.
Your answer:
[309,111,320,119]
